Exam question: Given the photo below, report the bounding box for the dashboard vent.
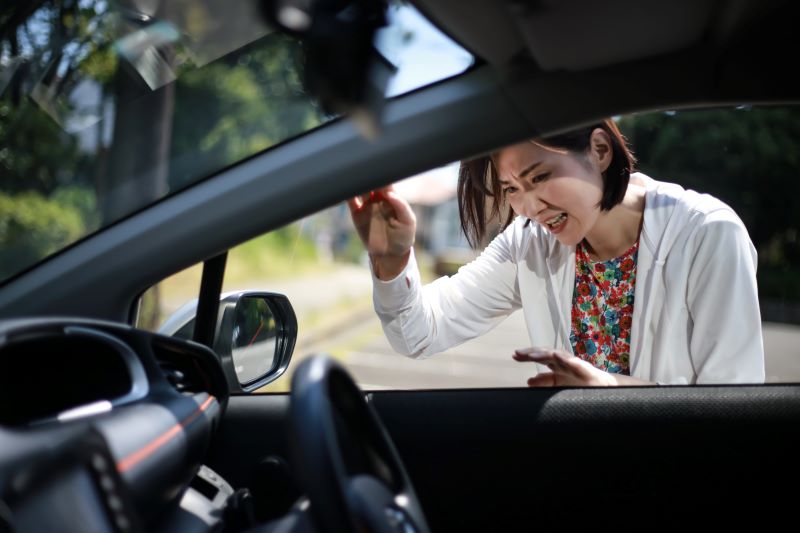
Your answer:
[149,335,228,407]
[158,361,195,393]
[151,338,210,394]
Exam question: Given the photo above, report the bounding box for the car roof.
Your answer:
[0,0,798,321]
[420,0,783,71]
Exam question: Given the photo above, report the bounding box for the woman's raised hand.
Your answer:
[347,186,416,280]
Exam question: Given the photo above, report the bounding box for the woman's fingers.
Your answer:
[380,189,416,225]
[512,347,547,361]
[347,189,404,216]
[514,347,573,371]
[514,347,562,358]
[347,188,417,248]
[346,187,415,258]
[347,193,377,214]
[514,347,603,387]
[527,373,556,387]
[347,186,415,224]
[514,347,615,387]
[346,196,363,212]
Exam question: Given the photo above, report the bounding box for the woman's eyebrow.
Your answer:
[499,160,543,185]
[519,160,543,177]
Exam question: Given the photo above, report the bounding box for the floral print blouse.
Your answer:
[569,239,638,375]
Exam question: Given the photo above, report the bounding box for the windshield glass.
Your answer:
[0,0,473,284]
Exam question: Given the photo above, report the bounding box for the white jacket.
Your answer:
[372,174,765,385]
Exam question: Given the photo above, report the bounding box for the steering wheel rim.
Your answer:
[288,354,430,533]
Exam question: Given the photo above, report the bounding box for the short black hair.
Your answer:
[457,118,636,248]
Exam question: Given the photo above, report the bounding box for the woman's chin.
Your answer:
[556,235,582,246]
[553,230,583,247]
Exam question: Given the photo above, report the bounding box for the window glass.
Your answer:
[375,3,474,97]
[138,105,800,390]
[135,263,203,334]
[0,0,473,285]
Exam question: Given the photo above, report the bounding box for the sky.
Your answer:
[375,3,473,188]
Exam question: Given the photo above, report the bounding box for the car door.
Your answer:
[209,385,800,531]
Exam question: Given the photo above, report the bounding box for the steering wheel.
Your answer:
[288,355,430,533]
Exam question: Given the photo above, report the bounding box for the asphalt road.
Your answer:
[338,310,536,389]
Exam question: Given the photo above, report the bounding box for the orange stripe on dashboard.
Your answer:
[116,396,216,473]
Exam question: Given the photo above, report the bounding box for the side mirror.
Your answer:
[216,292,297,391]
[159,291,297,392]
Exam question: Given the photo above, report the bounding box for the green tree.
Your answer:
[0,191,84,280]
[1,1,110,279]
[1,0,329,284]
[619,107,800,307]
[169,34,327,191]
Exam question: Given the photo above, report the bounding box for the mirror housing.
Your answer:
[216,292,297,392]
[158,291,297,393]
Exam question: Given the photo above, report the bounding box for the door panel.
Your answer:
[210,385,800,530]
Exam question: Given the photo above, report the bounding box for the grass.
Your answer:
[225,229,321,284]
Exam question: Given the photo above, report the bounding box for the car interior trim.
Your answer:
[64,325,150,407]
[116,395,217,474]
[194,253,228,350]
[56,400,113,423]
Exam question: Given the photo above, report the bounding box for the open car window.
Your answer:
[137,105,800,390]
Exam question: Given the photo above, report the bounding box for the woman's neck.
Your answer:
[583,184,646,261]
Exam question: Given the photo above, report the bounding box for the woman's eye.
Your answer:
[532,172,550,183]
[503,186,517,195]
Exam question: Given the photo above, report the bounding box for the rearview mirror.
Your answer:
[259,0,392,138]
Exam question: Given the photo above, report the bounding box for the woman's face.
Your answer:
[494,137,607,246]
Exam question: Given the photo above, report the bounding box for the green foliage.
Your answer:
[50,185,100,231]
[0,191,85,280]
[78,46,118,83]
[2,1,330,282]
[0,100,81,195]
[226,224,319,282]
[758,266,800,302]
[169,34,328,191]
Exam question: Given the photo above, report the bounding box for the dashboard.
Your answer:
[0,318,229,532]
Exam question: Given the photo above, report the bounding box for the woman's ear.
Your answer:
[590,128,613,173]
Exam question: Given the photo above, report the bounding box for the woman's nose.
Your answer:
[522,192,547,218]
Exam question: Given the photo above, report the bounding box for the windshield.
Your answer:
[0,0,473,284]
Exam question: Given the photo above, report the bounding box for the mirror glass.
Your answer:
[231,296,279,384]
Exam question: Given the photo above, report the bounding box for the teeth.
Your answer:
[546,213,567,226]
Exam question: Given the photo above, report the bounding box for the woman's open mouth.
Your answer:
[545,212,568,233]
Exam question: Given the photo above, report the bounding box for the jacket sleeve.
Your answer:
[372,225,523,358]
[686,209,765,383]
